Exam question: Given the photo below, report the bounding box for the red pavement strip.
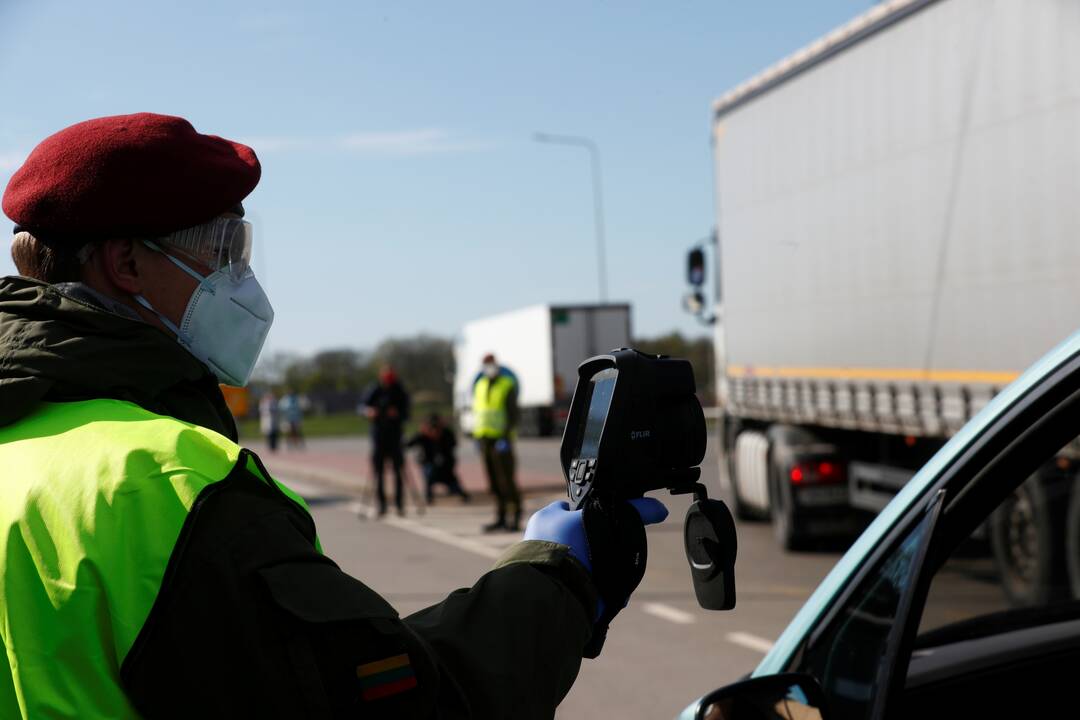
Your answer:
[253,447,566,497]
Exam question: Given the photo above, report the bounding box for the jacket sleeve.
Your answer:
[505,383,520,433]
[120,453,595,720]
[404,541,596,719]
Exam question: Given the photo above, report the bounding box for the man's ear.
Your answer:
[96,238,144,295]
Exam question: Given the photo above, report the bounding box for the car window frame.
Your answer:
[781,487,945,719]
[755,333,1080,679]
[676,335,1080,720]
[877,374,1080,718]
[868,489,945,720]
[766,347,1080,720]
[786,349,1080,664]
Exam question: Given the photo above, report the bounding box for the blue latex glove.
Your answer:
[494,438,511,454]
[523,498,669,573]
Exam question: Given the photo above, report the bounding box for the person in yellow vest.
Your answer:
[0,113,668,718]
[472,353,524,532]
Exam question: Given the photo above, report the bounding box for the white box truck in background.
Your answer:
[454,304,632,436]
[690,0,1080,605]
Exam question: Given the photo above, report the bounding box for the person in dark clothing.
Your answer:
[407,414,469,503]
[363,365,411,516]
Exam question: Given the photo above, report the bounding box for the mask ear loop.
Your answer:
[136,239,210,345]
[142,239,217,295]
[132,293,194,346]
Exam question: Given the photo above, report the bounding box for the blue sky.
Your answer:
[0,0,874,355]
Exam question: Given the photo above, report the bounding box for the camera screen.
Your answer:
[578,369,617,458]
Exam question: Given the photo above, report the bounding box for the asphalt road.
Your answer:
[253,436,842,718]
[253,435,1011,718]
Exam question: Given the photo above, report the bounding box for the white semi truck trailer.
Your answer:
[694,0,1080,605]
[454,304,632,436]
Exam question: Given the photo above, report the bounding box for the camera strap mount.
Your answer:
[670,480,738,612]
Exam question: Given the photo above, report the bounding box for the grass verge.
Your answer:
[237,412,370,440]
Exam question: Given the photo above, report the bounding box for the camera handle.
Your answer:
[580,495,650,659]
[669,470,737,611]
[577,469,737,658]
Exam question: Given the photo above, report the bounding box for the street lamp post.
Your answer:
[533,132,608,303]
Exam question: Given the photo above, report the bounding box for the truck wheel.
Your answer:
[726,452,758,522]
[1064,484,1080,599]
[770,454,806,551]
[990,474,1067,607]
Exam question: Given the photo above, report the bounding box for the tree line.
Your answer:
[252,336,455,416]
[251,332,714,417]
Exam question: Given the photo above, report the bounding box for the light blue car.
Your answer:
[679,330,1080,719]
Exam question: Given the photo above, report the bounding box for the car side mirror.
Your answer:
[693,673,830,720]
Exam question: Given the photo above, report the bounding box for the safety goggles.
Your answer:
[157,216,253,281]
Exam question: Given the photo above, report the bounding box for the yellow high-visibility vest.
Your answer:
[0,399,310,719]
[472,374,516,439]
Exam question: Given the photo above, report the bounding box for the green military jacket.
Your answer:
[0,276,597,718]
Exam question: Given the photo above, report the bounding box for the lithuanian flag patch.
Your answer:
[357,653,417,701]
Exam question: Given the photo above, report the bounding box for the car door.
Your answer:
[774,341,1080,720]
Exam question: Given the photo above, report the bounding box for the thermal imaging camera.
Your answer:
[561,349,707,506]
[560,349,737,616]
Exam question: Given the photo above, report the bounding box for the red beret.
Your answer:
[2,113,260,246]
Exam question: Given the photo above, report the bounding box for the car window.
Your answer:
[792,506,937,720]
[762,347,1080,720]
[896,439,1080,717]
[913,453,1080,627]
[917,459,1076,640]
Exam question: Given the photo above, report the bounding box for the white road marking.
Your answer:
[274,465,365,492]
[641,602,696,624]
[282,479,332,499]
[726,632,774,654]
[346,502,506,560]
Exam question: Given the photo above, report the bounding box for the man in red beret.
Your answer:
[0,113,667,718]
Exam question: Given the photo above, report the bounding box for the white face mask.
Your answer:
[135,241,274,387]
[483,363,500,379]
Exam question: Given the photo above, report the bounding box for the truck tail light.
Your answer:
[790,460,844,486]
